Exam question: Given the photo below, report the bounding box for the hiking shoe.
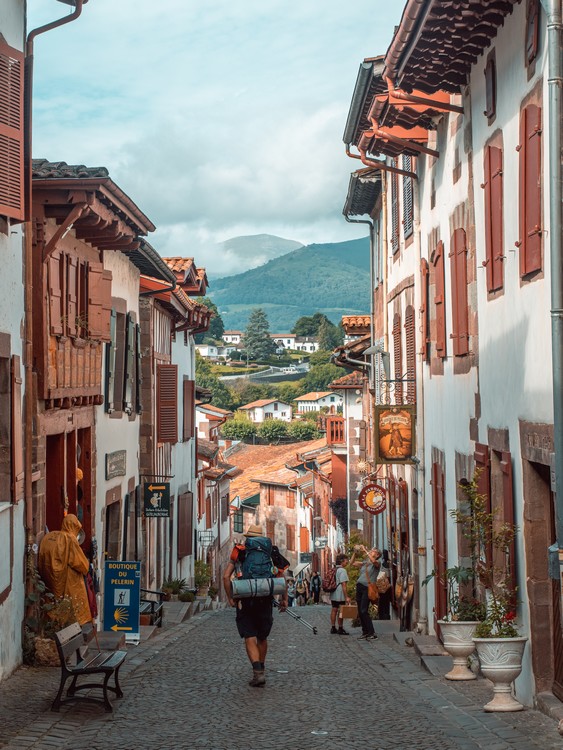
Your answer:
[330,626,338,634]
[337,628,349,635]
[249,670,266,687]
[366,633,378,640]
[357,634,370,640]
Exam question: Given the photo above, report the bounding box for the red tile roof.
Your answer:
[294,391,335,402]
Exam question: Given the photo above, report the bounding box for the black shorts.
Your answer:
[235,598,274,640]
[331,600,345,609]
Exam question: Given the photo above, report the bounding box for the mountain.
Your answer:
[208,236,371,332]
[206,234,304,278]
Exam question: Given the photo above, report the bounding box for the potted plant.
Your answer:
[423,564,486,680]
[454,474,527,712]
[161,577,187,601]
[194,560,212,597]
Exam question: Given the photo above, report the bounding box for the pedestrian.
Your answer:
[223,524,288,687]
[377,549,392,620]
[37,514,92,627]
[295,577,308,606]
[287,578,296,607]
[330,553,351,635]
[350,544,381,640]
[310,571,321,604]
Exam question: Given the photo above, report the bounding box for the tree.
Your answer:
[257,419,288,442]
[232,381,272,405]
[317,317,343,350]
[243,308,276,361]
[272,382,301,404]
[194,298,224,343]
[288,420,319,441]
[303,363,342,391]
[292,312,328,337]
[221,415,257,441]
[195,352,235,410]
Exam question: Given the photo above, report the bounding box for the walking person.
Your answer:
[310,571,321,604]
[351,545,381,640]
[223,524,288,687]
[377,550,392,620]
[295,577,308,606]
[330,553,351,635]
[287,578,296,608]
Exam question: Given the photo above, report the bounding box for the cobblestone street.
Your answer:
[0,606,561,750]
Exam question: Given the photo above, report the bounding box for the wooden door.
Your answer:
[431,462,447,630]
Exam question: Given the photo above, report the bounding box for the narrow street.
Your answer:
[0,606,559,750]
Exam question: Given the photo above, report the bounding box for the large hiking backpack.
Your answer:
[241,537,274,580]
[322,566,338,593]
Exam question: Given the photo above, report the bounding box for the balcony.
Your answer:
[326,416,345,446]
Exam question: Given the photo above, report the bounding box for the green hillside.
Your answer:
[209,237,370,331]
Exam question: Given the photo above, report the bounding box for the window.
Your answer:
[300,526,310,553]
[105,499,121,561]
[484,51,496,122]
[286,523,295,551]
[156,364,178,443]
[392,312,403,403]
[404,306,416,403]
[449,228,469,356]
[402,155,414,239]
[525,0,540,65]
[0,349,10,501]
[274,402,278,411]
[0,40,24,221]
[182,378,195,441]
[391,163,400,254]
[233,509,243,534]
[483,143,504,292]
[281,412,286,418]
[432,240,447,358]
[330,396,335,402]
[518,103,542,277]
[177,492,193,558]
[419,259,430,362]
[287,491,295,509]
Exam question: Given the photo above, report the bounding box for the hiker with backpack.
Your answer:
[222,524,289,687]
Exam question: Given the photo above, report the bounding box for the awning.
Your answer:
[292,562,311,578]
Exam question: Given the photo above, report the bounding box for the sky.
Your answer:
[29,1,402,276]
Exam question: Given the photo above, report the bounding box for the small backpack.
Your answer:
[241,537,274,580]
[296,580,306,594]
[322,566,338,593]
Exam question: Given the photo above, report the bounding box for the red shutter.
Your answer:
[266,519,276,541]
[449,229,469,356]
[11,355,23,501]
[48,253,63,336]
[433,241,446,357]
[182,378,195,441]
[286,523,295,551]
[420,258,429,361]
[177,491,194,558]
[518,104,542,276]
[0,40,24,221]
[88,262,104,339]
[500,451,517,605]
[431,462,448,623]
[66,255,78,337]
[300,525,310,553]
[156,364,178,443]
[483,145,504,292]
[405,305,416,403]
[393,312,403,403]
[474,442,493,566]
[100,271,113,342]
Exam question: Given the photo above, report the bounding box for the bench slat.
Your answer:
[74,650,126,672]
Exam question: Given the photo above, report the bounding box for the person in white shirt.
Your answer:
[330,554,351,635]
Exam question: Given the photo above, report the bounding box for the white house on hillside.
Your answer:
[222,331,242,345]
[294,391,342,413]
[239,399,293,423]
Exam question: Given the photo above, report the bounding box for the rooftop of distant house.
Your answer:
[294,391,337,401]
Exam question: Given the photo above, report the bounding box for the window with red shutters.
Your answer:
[66,255,78,337]
[500,452,517,605]
[405,305,416,403]
[48,253,64,336]
[156,363,178,443]
[402,155,414,240]
[391,163,400,254]
[266,519,276,541]
[300,525,310,553]
[177,491,193,558]
[286,523,295,551]
[392,312,403,403]
[474,442,493,565]
[432,241,447,357]
[420,258,430,362]
[182,378,195,441]
[0,40,24,221]
[449,228,469,356]
[88,262,113,341]
[11,355,23,501]
[287,490,295,509]
[431,461,448,623]
[518,103,542,277]
[483,144,504,292]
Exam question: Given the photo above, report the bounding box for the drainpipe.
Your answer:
[384,76,464,115]
[23,2,87,553]
[346,146,417,179]
[545,1,563,555]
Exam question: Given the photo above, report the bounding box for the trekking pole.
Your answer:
[274,600,318,634]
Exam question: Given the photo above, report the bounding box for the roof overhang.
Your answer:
[342,168,382,218]
[343,57,387,148]
[122,240,176,283]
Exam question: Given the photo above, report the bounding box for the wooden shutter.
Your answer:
[182,378,195,441]
[66,255,78,337]
[266,519,276,541]
[420,258,429,361]
[104,309,117,413]
[177,491,193,558]
[402,155,414,239]
[526,0,540,64]
[474,443,493,566]
[405,305,416,403]
[483,145,504,292]
[48,253,64,336]
[300,526,310,553]
[286,523,295,551]
[484,55,496,120]
[156,363,178,443]
[500,451,517,605]
[518,104,542,276]
[431,462,447,623]
[393,312,403,403]
[359,419,367,460]
[0,40,24,221]
[123,314,135,414]
[11,355,23,501]
[135,324,143,415]
[100,271,113,342]
[449,229,469,356]
[433,241,446,357]
[391,165,400,254]
[88,262,104,339]
[287,489,295,509]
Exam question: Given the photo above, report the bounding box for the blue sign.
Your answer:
[103,561,141,641]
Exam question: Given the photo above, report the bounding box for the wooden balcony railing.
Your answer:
[326,416,345,446]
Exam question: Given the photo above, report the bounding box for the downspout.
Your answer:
[545,0,563,554]
[139,279,177,297]
[23,2,87,551]
[346,146,417,179]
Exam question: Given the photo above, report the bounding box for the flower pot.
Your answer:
[473,636,528,712]
[34,637,60,667]
[438,620,478,680]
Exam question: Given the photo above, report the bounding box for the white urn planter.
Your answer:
[438,620,478,680]
[473,636,528,712]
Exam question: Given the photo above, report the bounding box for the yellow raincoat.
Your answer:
[38,514,92,626]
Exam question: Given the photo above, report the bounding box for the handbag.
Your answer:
[376,570,391,594]
[367,580,379,603]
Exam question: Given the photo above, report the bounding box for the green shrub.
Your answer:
[221,416,257,441]
[257,419,289,442]
[178,590,195,603]
[288,420,320,441]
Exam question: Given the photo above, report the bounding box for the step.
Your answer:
[411,634,448,657]
[420,654,453,677]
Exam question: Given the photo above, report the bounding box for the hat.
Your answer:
[244,524,264,538]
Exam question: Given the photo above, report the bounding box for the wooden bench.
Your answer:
[52,622,127,712]
[140,588,166,627]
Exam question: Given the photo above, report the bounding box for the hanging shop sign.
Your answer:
[143,481,171,517]
[374,404,416,464]
[358,484,387,515]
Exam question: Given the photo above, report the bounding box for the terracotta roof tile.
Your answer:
[294,391,335,402]
[162,257,195,273]
[330,371,366,389]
